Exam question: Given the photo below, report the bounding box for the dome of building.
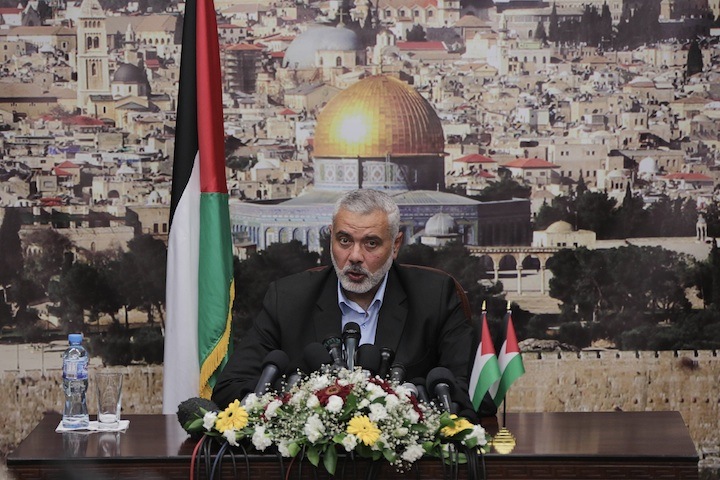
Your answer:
[313,75,445,158]
[546,220,573,233]
[638,156,657,174]
[283,25,360,69]
[112,63,147,84]
[425,213,457,236]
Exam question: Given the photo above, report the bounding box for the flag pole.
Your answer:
[501,301,510,428]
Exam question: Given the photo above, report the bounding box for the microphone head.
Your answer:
[263,350,290,372]
[303,342,333,373]
[426,367,456,395]
[322,335,342,350]
[356,344,382,375]
[342,322,361,340]
[389,363,406,383]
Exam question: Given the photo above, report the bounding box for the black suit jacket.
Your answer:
[212,263,477,418]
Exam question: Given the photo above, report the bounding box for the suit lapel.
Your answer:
[375,265,408,354]
[313,268,343,340]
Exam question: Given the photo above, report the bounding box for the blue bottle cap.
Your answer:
[68,333,83,344]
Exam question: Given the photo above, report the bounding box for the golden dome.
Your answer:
[313,75,444,158]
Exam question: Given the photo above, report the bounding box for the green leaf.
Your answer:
[288,442,301,457]
[307,445,321,467]
[323,445,338,475]
[410,423,428,433]
[184,418,204,432]
[371,450,382,461]
[382,449,396,463]
[332,434,346,444]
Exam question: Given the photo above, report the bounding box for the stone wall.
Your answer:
[2,351,719,459]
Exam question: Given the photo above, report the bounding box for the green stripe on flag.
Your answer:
[198,192,234,398]
[471,354,501,410]
[493,352,525,407]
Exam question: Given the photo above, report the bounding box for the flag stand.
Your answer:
[502,398,507,428]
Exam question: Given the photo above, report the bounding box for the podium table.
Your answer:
[7,411,698,479]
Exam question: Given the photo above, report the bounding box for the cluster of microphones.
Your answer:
[251,322,462,415]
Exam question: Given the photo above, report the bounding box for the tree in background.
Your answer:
[0,208,23,289]
[116,235,167,324]
[548,4,559,43]
[21,228,73,293]
[686,40,704,78]
[233,240,320,337]
[547,245,693,346]
[534,21,547,43]
[406,24,426,42]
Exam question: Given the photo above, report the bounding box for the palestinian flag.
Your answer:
[492,308,525,407]
[468,310,501,411]
[162,0,234,413]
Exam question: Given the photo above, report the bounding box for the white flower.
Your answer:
[306,394,320,409]
[307,374,331,391]
[342,434,358,452]
[401,444,425,463]
[464,425,488,446]
[368,403,388,422]
[223,429,239,447]
[394,427,408,437]
[304,414,326,443]
[265,399,282,419]
[358,398,370,408]
[325,395,344,413]
[407,409,420,423]
[202,411,218,431]
[252,426,272,451]
[365,383,385,400]
[384,394,400,411]
[277,440,291,457]
[243,393,259,409]
[289,390,305,405]
[394,384,412,399]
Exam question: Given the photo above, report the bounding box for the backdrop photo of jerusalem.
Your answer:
[1,0,720,476]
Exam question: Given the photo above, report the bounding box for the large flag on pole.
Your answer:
[162,0,234,413]
[468,304,501,411]
[491,305,525,407]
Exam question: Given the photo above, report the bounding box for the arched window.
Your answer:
[93,36,99,49]
[87,37,93,50]
[91,62,97,76]
[335,56,342,67]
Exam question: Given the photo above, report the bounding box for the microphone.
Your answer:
[389,363,406,383]
[356,344,381,377]
[400,382,419,398]
[342,322,361,371]
[426,367,457,413]
[322,336,346,369]
[410,377,431,404]
[254,350,290,396]
[303,342,333,373]
[378,347,395,378]
[284,364,304,393]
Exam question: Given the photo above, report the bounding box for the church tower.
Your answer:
[76,0,110,112]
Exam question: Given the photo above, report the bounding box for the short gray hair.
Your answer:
[333,189,400,239]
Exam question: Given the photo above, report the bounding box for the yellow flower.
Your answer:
[347,415,381,446]
[215,399,249,433]
[441,415,474,437]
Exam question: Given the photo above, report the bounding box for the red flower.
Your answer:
[315,382,353,406]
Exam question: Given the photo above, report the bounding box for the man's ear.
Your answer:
[392,231,403,259]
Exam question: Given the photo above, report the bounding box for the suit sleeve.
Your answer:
[436,276,478,422]
[211,281,282,409]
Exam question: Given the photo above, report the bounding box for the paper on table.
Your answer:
[55,420,130,433]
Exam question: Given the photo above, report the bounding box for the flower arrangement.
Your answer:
[182,368,488,476]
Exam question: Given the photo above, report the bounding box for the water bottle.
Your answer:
[62,333,89,429]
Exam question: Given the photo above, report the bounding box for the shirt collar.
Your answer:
[337,271,389,313]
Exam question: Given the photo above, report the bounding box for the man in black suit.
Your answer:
[212,189,476,418]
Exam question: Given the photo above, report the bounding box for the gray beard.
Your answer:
[331,249,394,295]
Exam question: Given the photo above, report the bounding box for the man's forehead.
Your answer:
[332,208,389,233]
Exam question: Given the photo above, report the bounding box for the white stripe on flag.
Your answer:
[162,154,201,414]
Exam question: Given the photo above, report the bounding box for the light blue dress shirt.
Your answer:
[337,272,389,345]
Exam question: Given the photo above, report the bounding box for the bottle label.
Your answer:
[63,358,88,380]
